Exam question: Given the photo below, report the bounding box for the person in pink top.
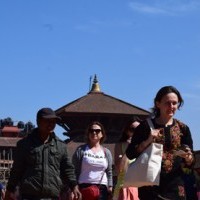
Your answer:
[113,119,140,200]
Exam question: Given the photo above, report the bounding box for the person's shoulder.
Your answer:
[71,144,87,154]
[76,144,87,151]
[17,133,32,146]
[174,118,189,133]
[73,144,87,158]
[174,118,188,128]
[16,133,38,151]
[103,146,110,151]
[102,146,112,155]
[55,136,67,144]
[134,118,150,131]
[102,147,112,161]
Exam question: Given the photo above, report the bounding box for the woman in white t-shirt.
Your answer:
[72,121,113,200]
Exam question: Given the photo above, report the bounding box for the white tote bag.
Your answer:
[123,119,163,188]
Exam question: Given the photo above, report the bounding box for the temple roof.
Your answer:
[56,75,149,116]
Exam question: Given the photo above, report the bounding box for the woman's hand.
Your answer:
[183,147,194,166]
[174,146,194,166]
[136,129,160,154]
[149,129,160,142]
[107,186,113,200]
[71,185,82,200]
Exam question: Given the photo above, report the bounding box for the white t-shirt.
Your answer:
[78,146,108,186]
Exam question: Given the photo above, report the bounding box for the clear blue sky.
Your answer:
[1,0,200,150]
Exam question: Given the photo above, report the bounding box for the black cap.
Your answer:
[37,107,61,121]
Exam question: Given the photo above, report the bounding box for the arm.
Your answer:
[114,143,123,174]
[181,125,193,150]
[72,145,85,181]
[105,148,113,195]
[115,142,130,174]
[60,145,82,200]
[71,145,86,200]
[126,121,151,160]
[5,140,26,200]
[6,140,26,191]
[60,144,78,190]
[181,125,194,166]
[71,185,82,200]
[135,133,155,154]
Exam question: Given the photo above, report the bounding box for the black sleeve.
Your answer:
[126,120,151,160]
[60,144,78,189]
[6,139,26,192]
[181,125,194,151]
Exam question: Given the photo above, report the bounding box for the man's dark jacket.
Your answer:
[7,128,77,198]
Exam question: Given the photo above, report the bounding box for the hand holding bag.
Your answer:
[123,118,163,188]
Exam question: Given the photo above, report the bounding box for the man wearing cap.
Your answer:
[5,107,82,200]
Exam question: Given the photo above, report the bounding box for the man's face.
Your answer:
[37,118,57,133]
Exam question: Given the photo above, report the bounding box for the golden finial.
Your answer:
[90,74,101,92]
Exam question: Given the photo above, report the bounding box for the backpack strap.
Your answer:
[103,147,107,160]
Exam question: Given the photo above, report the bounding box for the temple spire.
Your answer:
[90,74,101,93]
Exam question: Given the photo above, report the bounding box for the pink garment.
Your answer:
[197,191,200,200]
[118,187,139,200]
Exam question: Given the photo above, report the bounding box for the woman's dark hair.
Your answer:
[85,121,106,144]
[119,118,141,142]
[152,86,184,117]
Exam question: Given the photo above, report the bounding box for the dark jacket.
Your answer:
[6,128,77,198]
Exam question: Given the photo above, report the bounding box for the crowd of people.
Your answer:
[1,85,200,200]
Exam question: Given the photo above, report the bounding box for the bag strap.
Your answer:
[99,147,106,184]
[147,118,155,131]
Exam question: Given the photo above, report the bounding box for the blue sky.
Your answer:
[0,0,200,150]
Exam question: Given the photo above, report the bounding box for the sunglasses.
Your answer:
[89,129,102,134]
